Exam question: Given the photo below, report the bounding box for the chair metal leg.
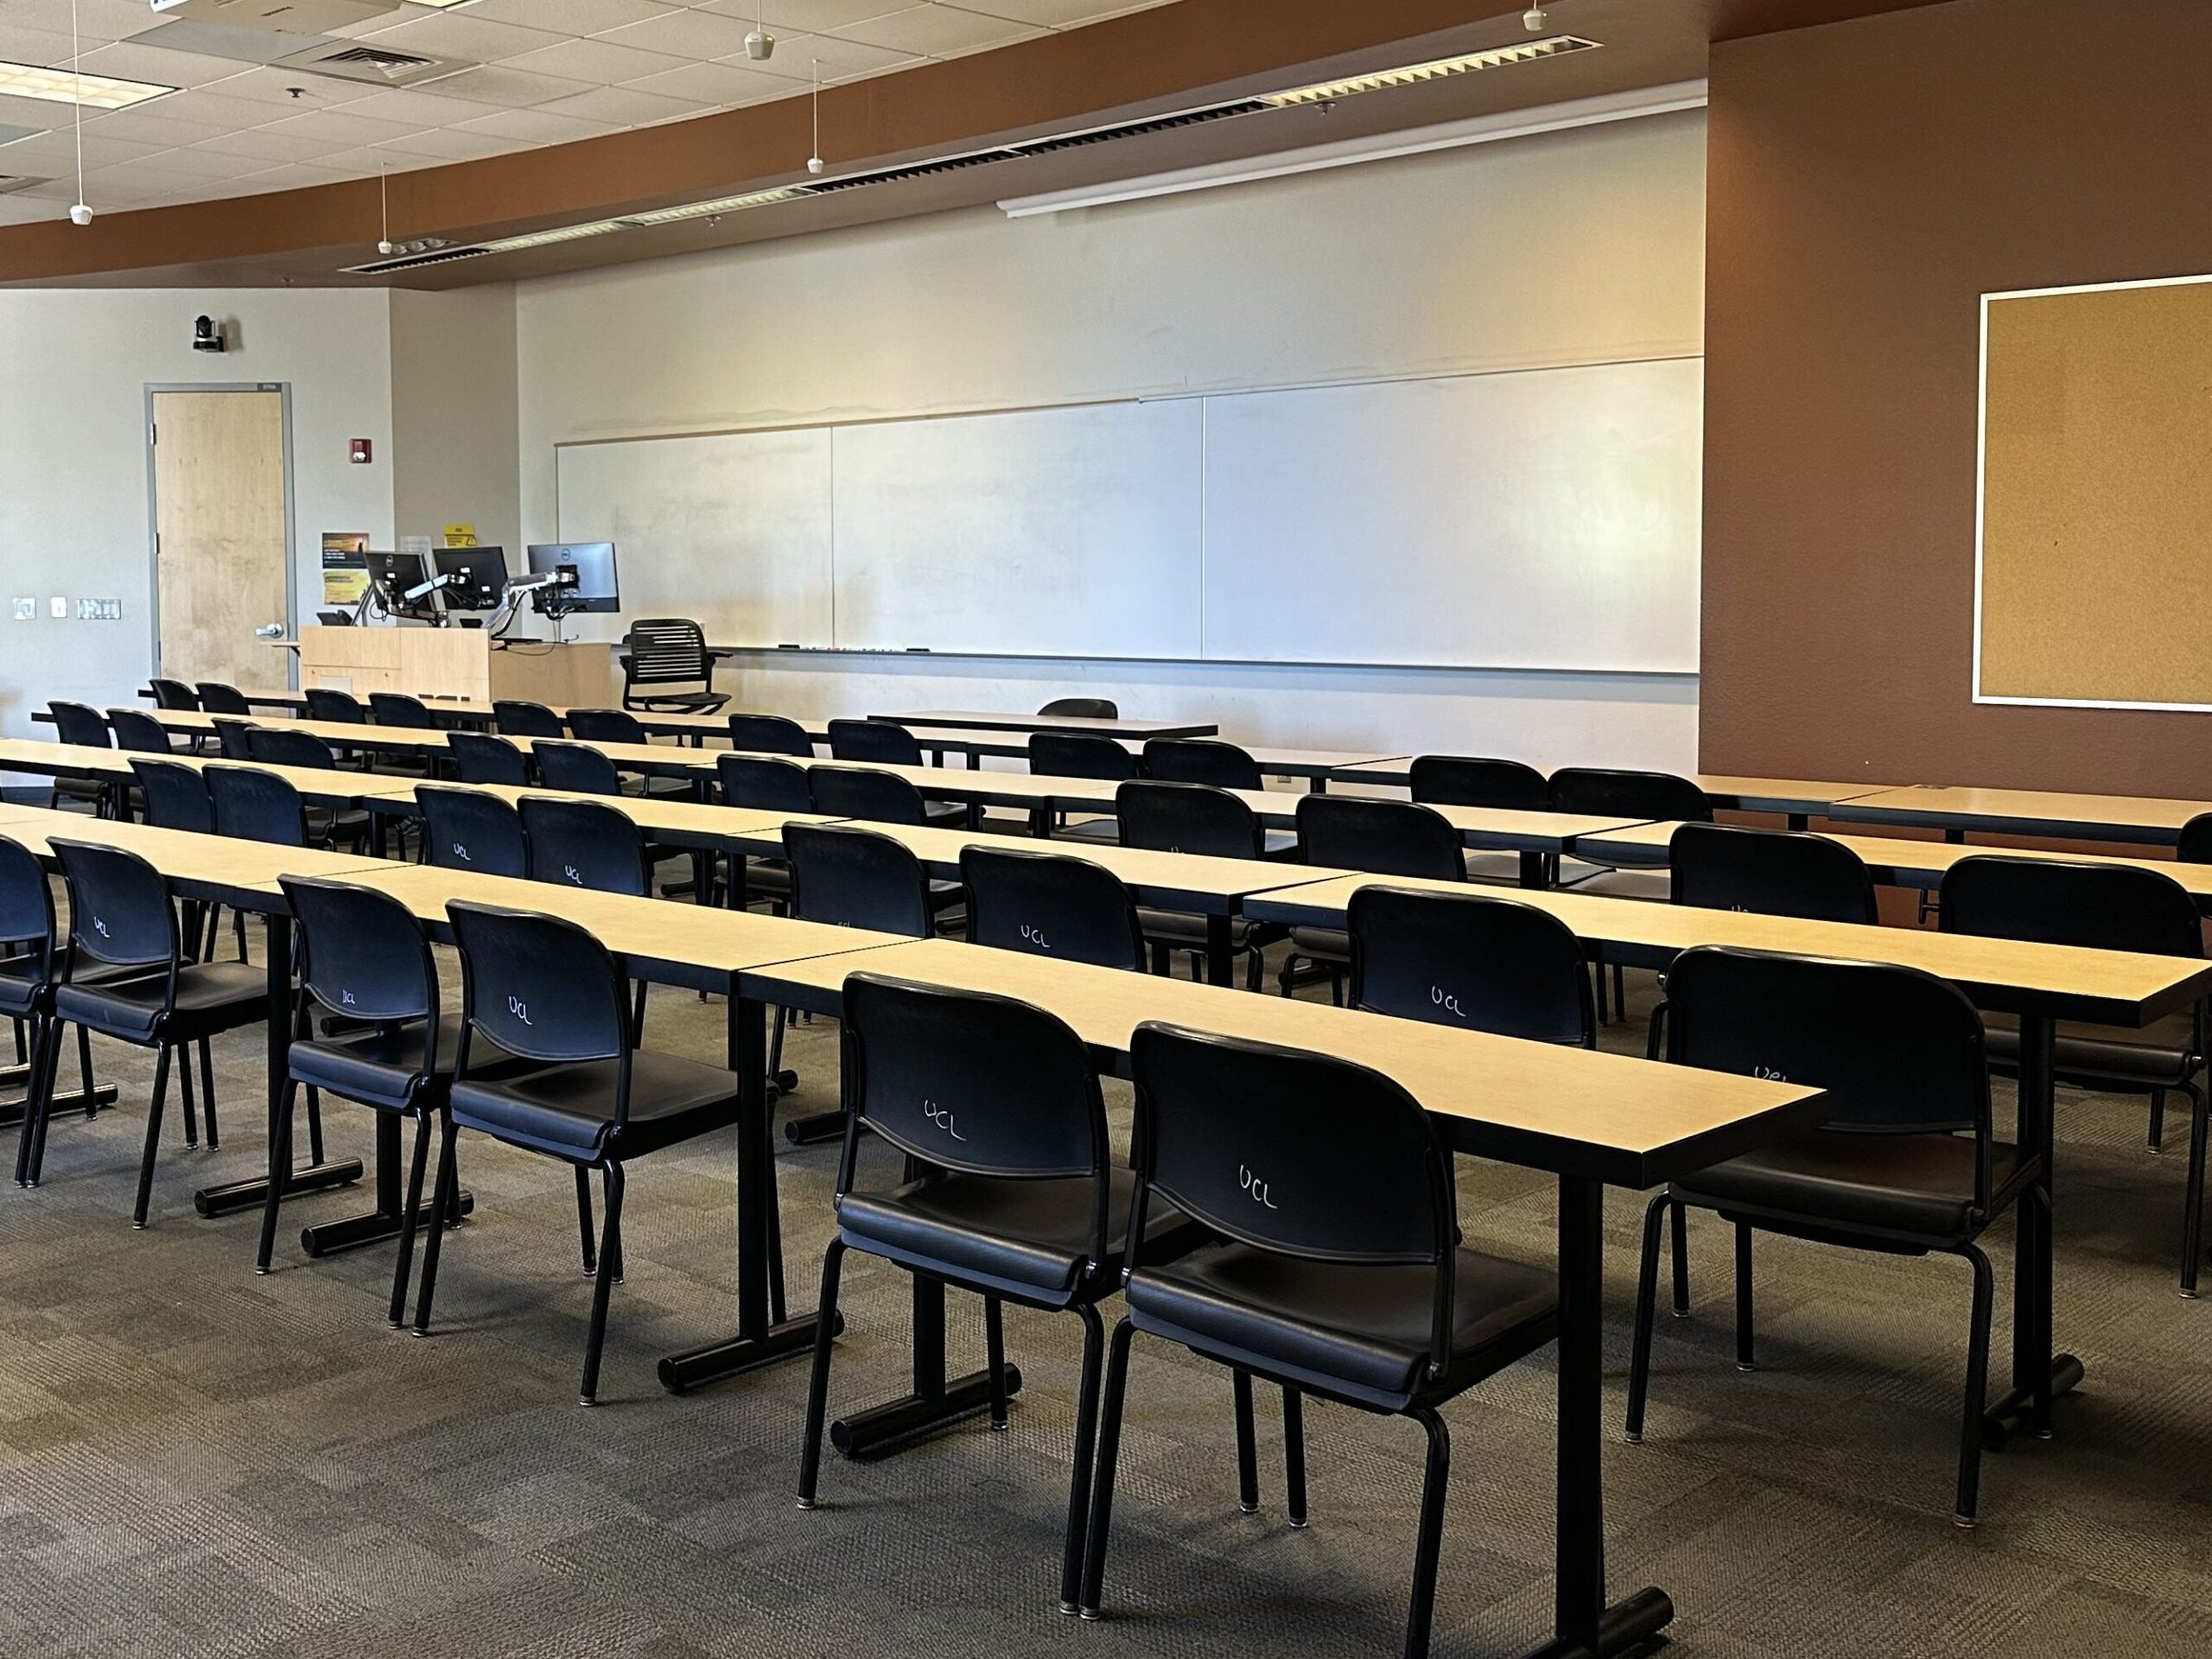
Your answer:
[2150,1086,2167,1154]
[632,980,648,1043]
[1058,1303,1109,1614]
[1955,1243,1995,1528]
[254,1076,297,1274]
[577,1162,626,1405]
[411,1118,462,1336]
[796,1238,848,1509]
[1283,1388,1308,1528]
[1626,1191,1668,1442]
[984,1295,1010,1429]
[1669,1198,1689,1316]
[387,1110,436,1326]
[2181,1083,2208,1298]
[574,1166,598,1276]
[1077,1315,1138,1618]
[305,1086,325,1166]
[1402,1406,1452,1659]
[178,1036,200,1149]
[12,1013,54,1186]
[1594,952,1610,1023]
[197,1039,217,1150]
[602,1167,625,1284]
[132,1044,174,1229]
[75,1022,93,1110]
[25,1018,68,1186]
[1612,962,1627,1020]
[1734,1222,1756,1370]
[1232,1368,1260,1513]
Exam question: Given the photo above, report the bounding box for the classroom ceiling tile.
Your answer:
[372,124,533,160]
[0,24,86,66]
[259,107,432,146]
[450,105,622,144]
[0,130,165,169]
[619,59,794,106]
[713,1,922,29]
[597,7,764,62]
[344,12,575,63]
[149,87,313,130]
[499,37,701,86]
[833,5,1046,55]
[429,65,604,109]
[467,0,680,32]
[533,83,708,126]
[318,86,512,127]
[76,108,235,146]
[124,144,270,178]
[0,194,61,223]
[188,126,353,162]
[776,34,923,79]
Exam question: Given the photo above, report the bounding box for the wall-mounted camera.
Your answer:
[192,315,226,353]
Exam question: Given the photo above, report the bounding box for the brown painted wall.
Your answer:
[1699,0,2212,793]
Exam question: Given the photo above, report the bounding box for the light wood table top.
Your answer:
[1245,873,2212,1025]
[392,782,848,852]
[0,805,392,900]
[1324,760,1896,816]
[871,709,1218,739]
[134,708,455,753]
[0,738,423,807]
[749,936,1821,1187]
[1831,785,2212,845]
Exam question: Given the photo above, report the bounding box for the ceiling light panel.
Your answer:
[0,58,176,111]
[621,186,804,226]
[1261,36,1600,107]
[479,216,623,251]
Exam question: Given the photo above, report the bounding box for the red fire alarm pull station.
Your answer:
[350,438,372,464]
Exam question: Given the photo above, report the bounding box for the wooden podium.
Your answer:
[296,625,613,706]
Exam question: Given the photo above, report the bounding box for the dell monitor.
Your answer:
[366,550,432,613]
[526,542,620,615]
[433,545,510,612]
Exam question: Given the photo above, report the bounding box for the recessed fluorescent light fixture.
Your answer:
[479,218,625,252]
[0,58,175,110]
[622,186,804,226]
[1261,35,1599,106]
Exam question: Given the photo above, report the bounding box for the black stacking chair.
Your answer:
[417,785,528,879]
[1030,732,1136,844]
[566,708,649,745]
[806,771,963,925]
[1626,946,2020,1526]
[149,677,199,710]
[1039,697,1117,720]
[213,719,257,761]
[799,976,1186,1611]
[1551,767,1713,1020]
[46,701,118,815]
[521,795,656,1034]
[2180,812,2212,869]
[494,700,567,740]
[448,731,531,787]
[368,692,436,730]
[304,687,366,724]
[961,845,1144,971]
[209,764,308,848]
[110,707,188,758]
[718,755,810,916]
[1141,737,1260,790]
[241,728,372,850]
[1116,780,1287,988]
[728,713,815,757]
[533,740,626,797]
[1280,796,1465,1001]
[194,682,253,715]
[2,835,102,1189]
[1940,855,2209,1293]
[37,841,269,1221]
[828,720,965,826]
[412,901,746,1403]
[1411,755,1550,883]
[1348,886,1594,1046]
[130,760,235,963]
[1079,1024,1560,1651]
[618,617,728,715]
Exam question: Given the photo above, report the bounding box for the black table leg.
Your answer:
[829,1274,1022,1460]
[658,993,825,1392]
[1981,1010,2082,1445]
[1518,1177,1672,1659]
[1520,851,1548,890]
[1205,913,1234,988]
[298,1110,475,1255]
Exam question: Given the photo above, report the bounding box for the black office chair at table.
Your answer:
[1549,766,1713,1021]
[304,687,366,724]
[148,677,199,711]
[213,719,257,760]
[194,682,253,716]
[1409,754,1549,883]
[417,785,529,879]
[827,719,966,826]
[718,755,811,916]
[1077,1024,1560,1655]
[806,770,963,926]
[207,764,319,971]
[493,700,567,740]
[241,728,374,851]
[46,700,118,815]
[1625,945,2022,1526]
[619,617,728,715]
[1348,884,1594,1046]
[1029,732,1136,843]
[561,710,693,802]
[448,731,531,787]
[1115,780,1286,988]
[1,836,103,1188]
[531,744,695,894]
[1140,739,1296,858]
[728,713,815,757]
[130,759,238,963]
[1940,855,2210,1294]
[798,975,1192,1611]
[411,901,748,1403]
[109,707,189,757]
[1280,795,1465,1002]
[1039,697,1118,720]
[960,844,1145,971]
[368,691,436,731]
[521,794,657,1037]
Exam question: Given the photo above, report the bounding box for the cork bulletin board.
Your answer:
[1974,272,2212,709]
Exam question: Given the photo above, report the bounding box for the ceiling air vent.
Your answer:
[1009,99,1271,159]
[278,41,465,88]
[341,245,493,275]
[0,175,49,195]
[802,148,1022,195]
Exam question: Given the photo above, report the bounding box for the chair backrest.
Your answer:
[130,759,212,833]
[810,766,926,825]
[281,877,438,1033]
[213,719,257,760]
[1295,794,1465,880]
[532,741,625,798]
[0,835,57,963]
[48,701,111,748]
[1408,754,1548,810]
[1142,737,1259,791]
[827,718,924,766]
[448,901,629,1074]
[108,709,175,754]
[245,727,338,771]
[1030,731,1139,782]
[1938,855,2204,959]
[719,753,814,814]
[784,823,931,936]
[52,840,177,972]
[149,678,199,711]
[194,682,252,715]
[1548,766,1712,823]
[417,785,528,877]
[622,618,711,687]
[303,687,366,724]
[1116,779,1264,861]
[1348,886,1593,1046]
[1665,945,1992,1160]
[521,796,650,897]
[1669,823,1878,925]
[207,764,308,846]
[448,730,531,786]
[728,713,815,757]
[493,700,566,739]
[368,691,435,729]
[961,845,1144,971]
[1039,697,1118,720]
[841,975,1108,1212]
[1128,1026,1454,1363]
[566,707,648,745]
[2180,812,2212,867]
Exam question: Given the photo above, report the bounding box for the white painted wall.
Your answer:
[390,284,521,558]
[512,109,1707,768]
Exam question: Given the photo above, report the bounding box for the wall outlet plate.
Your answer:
[48,596,65,619]
[11,598,31,620]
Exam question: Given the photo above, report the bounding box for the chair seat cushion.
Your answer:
[0,956,161,1020]
[1983,1011,2201,1090]
[1288,924,1350,964]
[449,1048,741,1161]
[1673,1130,2024,1244]
[837,1167,1195,1306]
[1136,907,1277,952]
[54,960,268,1043]
[288,1013,533,1113]
[1128,1243,1558,1412]
[631,692,728,715]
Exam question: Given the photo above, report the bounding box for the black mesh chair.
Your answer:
[149,678,199,710]
[2,835,101,1189]
[521,795,656,1034]
[412,901,746,1402]
[194,682,253,715]
[798,976,1188,1611]
[828,720,964,826]
[448,731,530,787]
[1940,855,2209,1293]
[566,708,648,745]
[241,728,372,850]
[728,713,814,757]
[213,719,257,760]
[41,841,269,1223]
[209,764,308,848]
[1079,1024,1560,1649]
[1349,886,1594,1046]
[368,692,435,729]
[1039,697,1117,720]
[108,708,181,756]
[1141,737,1259,791]
[46,701,117,815]
[961,845,1144,972]
[1031,732,1136,844]
[304,687,367,724]
[618,618,728,715]
[1626,946,2021,1527]
[718,755,810,915]
[1412,754,1552,883]
[1116,781,1287,988]
[417,785,528,879]
[494,700,566,740]
[1280,796,1465,1001]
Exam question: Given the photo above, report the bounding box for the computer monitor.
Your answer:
[366,550,432,612]
[526,542,620,614]
[433,545,510,611]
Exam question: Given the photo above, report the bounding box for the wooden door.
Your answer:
[151,390,289,688]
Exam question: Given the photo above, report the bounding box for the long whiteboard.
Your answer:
[553,354,1700,671]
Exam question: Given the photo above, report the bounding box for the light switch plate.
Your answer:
[11,598,31,620]
[48,596,65,619]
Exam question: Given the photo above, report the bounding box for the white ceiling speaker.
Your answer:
[69,202,92,226]
[1523,6,1548,29]
[746,0,772,59]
